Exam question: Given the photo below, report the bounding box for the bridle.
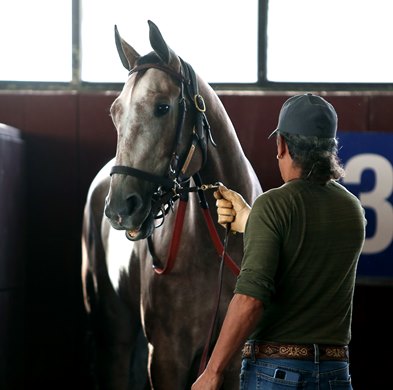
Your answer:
[110,57,216,223]
[109,56,239,275]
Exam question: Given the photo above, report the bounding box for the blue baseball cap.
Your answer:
[269,93,337,139]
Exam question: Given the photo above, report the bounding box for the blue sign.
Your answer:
[338,131,393,283]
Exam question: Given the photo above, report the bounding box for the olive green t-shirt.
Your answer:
[234,179,366,345]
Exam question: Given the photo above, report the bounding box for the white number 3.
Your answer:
[343,154,393,254]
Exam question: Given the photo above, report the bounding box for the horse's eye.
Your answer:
[155,104,170,117]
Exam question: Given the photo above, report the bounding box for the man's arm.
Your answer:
[191,293,263,390]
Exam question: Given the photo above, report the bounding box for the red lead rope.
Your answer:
[152,199,240,276]
[201,207,240,276]
[152,199,188,275]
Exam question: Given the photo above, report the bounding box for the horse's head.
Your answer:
[105,20,211,240]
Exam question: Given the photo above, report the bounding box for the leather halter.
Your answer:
[110,58,215,212]
[109,58,240,277]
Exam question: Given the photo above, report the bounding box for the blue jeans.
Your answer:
[239,358,352,389]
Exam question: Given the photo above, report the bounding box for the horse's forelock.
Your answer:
[136,51,182,78]
[137,52,161,66]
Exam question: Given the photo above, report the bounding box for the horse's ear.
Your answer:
[114,25,140,71]
[148,20,178,67]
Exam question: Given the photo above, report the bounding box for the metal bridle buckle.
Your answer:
[194,94,206,112]
[200,183,220,191]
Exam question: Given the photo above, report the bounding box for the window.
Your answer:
[1,0,393,89]
[81,0,258,83]
[266,0,393,83]
[0,0,72,82]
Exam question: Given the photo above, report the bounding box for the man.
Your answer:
[192,93,366,389]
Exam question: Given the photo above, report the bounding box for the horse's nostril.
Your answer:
[104,193,142,222]
[125,193,142,215]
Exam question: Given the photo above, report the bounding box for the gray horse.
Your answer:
[82,20,262,389]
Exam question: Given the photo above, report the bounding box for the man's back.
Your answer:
[236,179,366,344]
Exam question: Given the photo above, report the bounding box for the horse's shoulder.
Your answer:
[82,159,113,252]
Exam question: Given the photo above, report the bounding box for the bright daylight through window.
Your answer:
[267,0,393,83]
[0,0,72,82]
[1,0,393,85]
[80,0,258,83]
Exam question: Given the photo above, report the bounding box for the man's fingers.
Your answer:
[218,185,238,201]
[214,185,231,200]
[213,190,222,200]
[217,205,236,227]
[218,214,234,225]
[216,198,233,209]
[217,206,236,217]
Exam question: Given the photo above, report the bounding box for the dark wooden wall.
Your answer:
[0,90,392,389]
[0,124,25,390]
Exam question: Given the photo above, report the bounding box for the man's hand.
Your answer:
[191,293,264,390]
[214,185,251,233]
[191,368,223,390]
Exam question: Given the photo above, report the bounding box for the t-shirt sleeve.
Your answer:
[234,194,281,305]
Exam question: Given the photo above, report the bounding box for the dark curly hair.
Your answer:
[278,131,345,183]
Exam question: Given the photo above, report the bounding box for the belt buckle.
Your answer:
[241,344,250,358]
[242,342,258,362]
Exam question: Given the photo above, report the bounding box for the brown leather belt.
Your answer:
[241,342,349,361]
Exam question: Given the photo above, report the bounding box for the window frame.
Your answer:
[1,0,392,92]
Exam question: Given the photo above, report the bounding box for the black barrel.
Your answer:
[0,123,25,389]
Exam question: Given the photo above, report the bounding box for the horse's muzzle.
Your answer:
[104,198,154,240]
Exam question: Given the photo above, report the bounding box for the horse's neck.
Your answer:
[200,83,262,202]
